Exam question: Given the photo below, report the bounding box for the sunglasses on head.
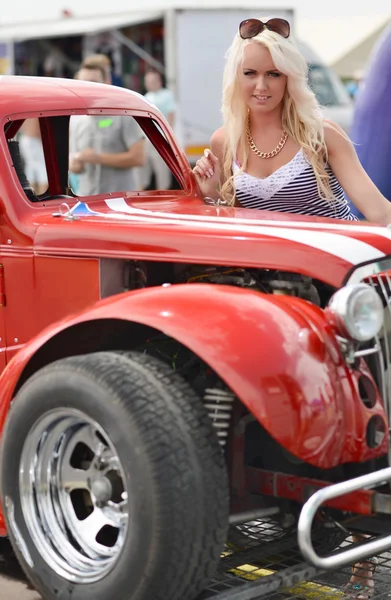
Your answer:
[239,18,291,40]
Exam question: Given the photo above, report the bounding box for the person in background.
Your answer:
[142,68,176,190]
[91,47,123,87]
[69,61,145,195]
[345,70,364,100]
[81,53,112,85]
[19,119,48,195]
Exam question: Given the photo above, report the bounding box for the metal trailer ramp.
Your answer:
[199,519,391,600]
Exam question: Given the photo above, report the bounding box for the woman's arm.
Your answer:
[324,120,391,224]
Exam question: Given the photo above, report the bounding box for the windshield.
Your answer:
[308,64,351,107]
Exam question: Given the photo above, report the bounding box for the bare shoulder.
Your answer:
[323,119,352,154]
[210,127,225,161]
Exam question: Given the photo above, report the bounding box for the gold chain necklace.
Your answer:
[246,117,288,159]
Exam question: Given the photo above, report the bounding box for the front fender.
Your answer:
[0,284,385,470]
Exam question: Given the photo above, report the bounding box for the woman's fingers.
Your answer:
[192,148,220,183]
[193,157,215,178]
[204,148,219,166]
[203,149,220,177]
[193,165,207,179]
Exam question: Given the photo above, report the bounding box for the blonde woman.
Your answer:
[193,17,391,226]
[194,17,382,598]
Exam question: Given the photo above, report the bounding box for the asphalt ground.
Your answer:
[0,545,40,599]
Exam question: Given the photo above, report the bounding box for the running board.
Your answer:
[298,466,391,569]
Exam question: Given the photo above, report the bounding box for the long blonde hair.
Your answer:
[221,24,334,206]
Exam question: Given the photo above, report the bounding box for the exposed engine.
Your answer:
[100,259,335,308]
[175,265,322,305]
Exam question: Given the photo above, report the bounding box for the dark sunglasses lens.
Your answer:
[266,18,290,38]
[239,19,263,39]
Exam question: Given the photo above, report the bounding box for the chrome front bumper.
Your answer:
[298,466,391,569]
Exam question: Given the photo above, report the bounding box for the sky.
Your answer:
[0,0,390,64]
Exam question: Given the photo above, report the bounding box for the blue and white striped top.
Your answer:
[234,149,358,220]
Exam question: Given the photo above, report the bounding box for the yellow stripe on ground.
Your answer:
[229,564,344,599]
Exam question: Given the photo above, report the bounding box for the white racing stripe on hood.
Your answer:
[102,200,384,265]
[105,198,391,240]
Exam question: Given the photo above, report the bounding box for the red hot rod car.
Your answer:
[0,76,391,600]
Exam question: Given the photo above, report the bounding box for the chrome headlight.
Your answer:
[328,283,384,342]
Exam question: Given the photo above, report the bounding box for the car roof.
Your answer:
[0,75,157,117]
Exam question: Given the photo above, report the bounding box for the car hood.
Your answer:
[34,197,391,288]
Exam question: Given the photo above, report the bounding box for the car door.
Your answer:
[0,262,6,373]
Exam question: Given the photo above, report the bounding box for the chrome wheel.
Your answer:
[19,408,129,583]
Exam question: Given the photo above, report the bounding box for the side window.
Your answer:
[17,119,48,196]
[69,114,182,197]
[5,113,183,202]
[6,115,68,202]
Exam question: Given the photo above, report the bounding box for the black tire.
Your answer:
[0,351,229,600]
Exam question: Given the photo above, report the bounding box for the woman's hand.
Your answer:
[192,149,221,199]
